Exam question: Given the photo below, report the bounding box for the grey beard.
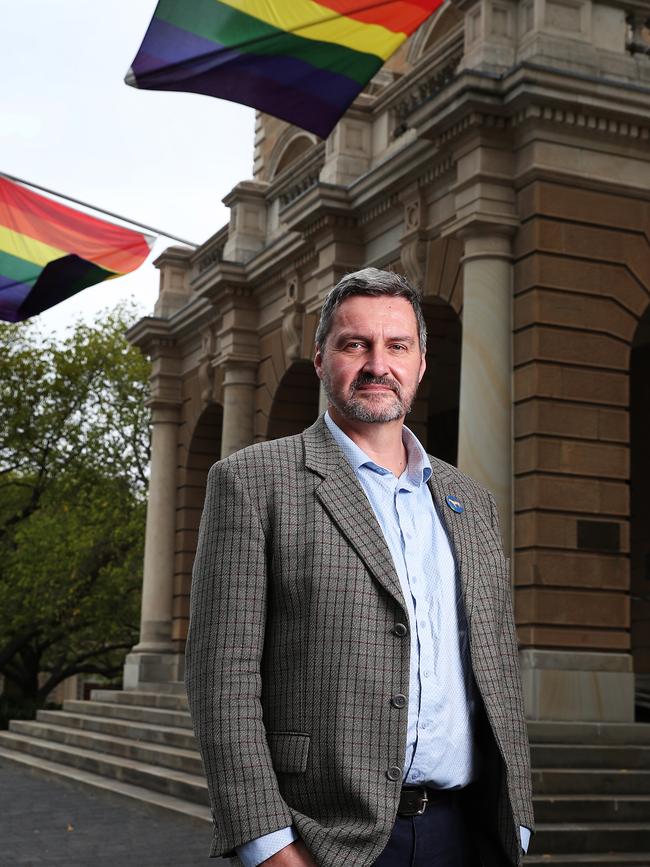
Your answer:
[321,372,413,423]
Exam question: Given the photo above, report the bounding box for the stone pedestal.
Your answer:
[521,649,635,722]
[457,230,513,552]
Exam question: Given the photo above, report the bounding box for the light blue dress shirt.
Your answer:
[236,414,529,865]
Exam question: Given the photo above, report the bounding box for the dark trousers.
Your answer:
[373,792,480,867]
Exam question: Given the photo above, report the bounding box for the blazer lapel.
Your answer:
[426,458,480,627]
[303,417,407,612]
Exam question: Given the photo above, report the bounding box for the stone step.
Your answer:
[531,743,650,770]
[528,721,650,746]
[0,745,211,824]
[0,731,208,806]
[532,823,650,856]
[532,768,650,796]
[534,794,650,824]
[36,710,197,751]
[8,720,203,775]
[524,855,650,866]
[63,699,193,730]
[91,689,189,711]
[136,681,187,696]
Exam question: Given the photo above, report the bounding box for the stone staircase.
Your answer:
[0,683,211,825]
[1,689,650,865]
[525,720,650,866]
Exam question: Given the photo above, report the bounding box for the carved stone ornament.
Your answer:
[197,325,218,407]
[405,199,421,232]
[282,304,305,364]
[400,237,427,288]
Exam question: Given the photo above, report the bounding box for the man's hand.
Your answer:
[260,839,317,866]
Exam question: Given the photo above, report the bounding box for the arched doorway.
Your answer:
[408,299,462,465]
[267,361,320,441]
[631,308,650,719]
[174,403,223,649]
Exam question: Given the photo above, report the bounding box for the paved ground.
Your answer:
[0,757,231,866]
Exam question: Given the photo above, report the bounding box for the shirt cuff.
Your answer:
[236,826,299,867]
[520,825,531,854]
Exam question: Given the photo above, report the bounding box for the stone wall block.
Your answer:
[515,474,628,515]
[514,363,628,405]
[172,596,190,620]
[515,399,628,441]
[514,549,628,590]
[514,289,637,340]
[514,254,649,318]
[515,511,629,552]
[518,180,650,233]
[518,626,629,651]
[516,587,629,629]
[515,436,629,478]
[515,326,628,369]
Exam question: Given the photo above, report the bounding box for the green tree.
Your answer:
[0,307,150,722]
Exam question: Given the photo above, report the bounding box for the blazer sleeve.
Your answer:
[487,491,535,833]
[185,460,294,856]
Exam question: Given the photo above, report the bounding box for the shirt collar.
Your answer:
[324,411,432,486]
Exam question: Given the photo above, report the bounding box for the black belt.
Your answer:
[397,785,456,817]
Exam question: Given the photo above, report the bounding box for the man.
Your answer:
[186,268,534,867]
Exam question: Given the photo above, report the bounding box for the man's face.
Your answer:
[314,294,426,424]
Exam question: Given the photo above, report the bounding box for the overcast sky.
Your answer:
[3,0,255,336]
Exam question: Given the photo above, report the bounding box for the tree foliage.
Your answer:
[0,307,150,719]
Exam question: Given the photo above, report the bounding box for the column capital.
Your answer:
[146,397,183,424]
[458,225,515,263]
[221,357,259,387]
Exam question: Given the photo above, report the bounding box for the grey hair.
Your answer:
[315,268,427,353]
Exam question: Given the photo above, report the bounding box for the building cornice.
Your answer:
[125,316,176,355]
[281,183,353,235]
[408,62,650,148]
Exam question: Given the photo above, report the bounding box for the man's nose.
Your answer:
[362,345,389,376]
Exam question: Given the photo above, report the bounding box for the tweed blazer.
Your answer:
[186,416,534,866]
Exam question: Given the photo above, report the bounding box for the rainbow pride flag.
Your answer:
[126,0,445,138]
[0,177,153,322]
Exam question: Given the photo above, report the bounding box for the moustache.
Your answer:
[351,374,401,396]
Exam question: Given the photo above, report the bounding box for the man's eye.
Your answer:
[391,344,407,351]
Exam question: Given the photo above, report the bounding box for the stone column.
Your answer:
[123,398,181,689]
[457,230,513,553]
[221,362,257,458]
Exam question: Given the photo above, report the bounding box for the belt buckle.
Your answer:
[416,788,428,815]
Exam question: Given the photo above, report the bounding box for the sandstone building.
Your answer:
[123,0,650,725]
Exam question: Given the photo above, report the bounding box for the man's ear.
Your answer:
[314,345,323,380]
[418,352,426,384]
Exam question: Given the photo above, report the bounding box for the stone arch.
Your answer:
[173,403,223,648]
[266,361,320,441]
[630,305,650,719]
[407,2,464,65]
[422,236,464,315]
[269,132,318,180]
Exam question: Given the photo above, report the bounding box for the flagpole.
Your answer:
[0,171,199,248]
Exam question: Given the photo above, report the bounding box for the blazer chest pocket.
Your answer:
[267,731,310,774]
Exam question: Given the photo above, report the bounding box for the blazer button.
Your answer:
[386,765,402,782]
[391,694,407,709]
[392,623,408,637]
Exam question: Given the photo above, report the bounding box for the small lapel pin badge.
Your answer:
[445,494,464,514]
